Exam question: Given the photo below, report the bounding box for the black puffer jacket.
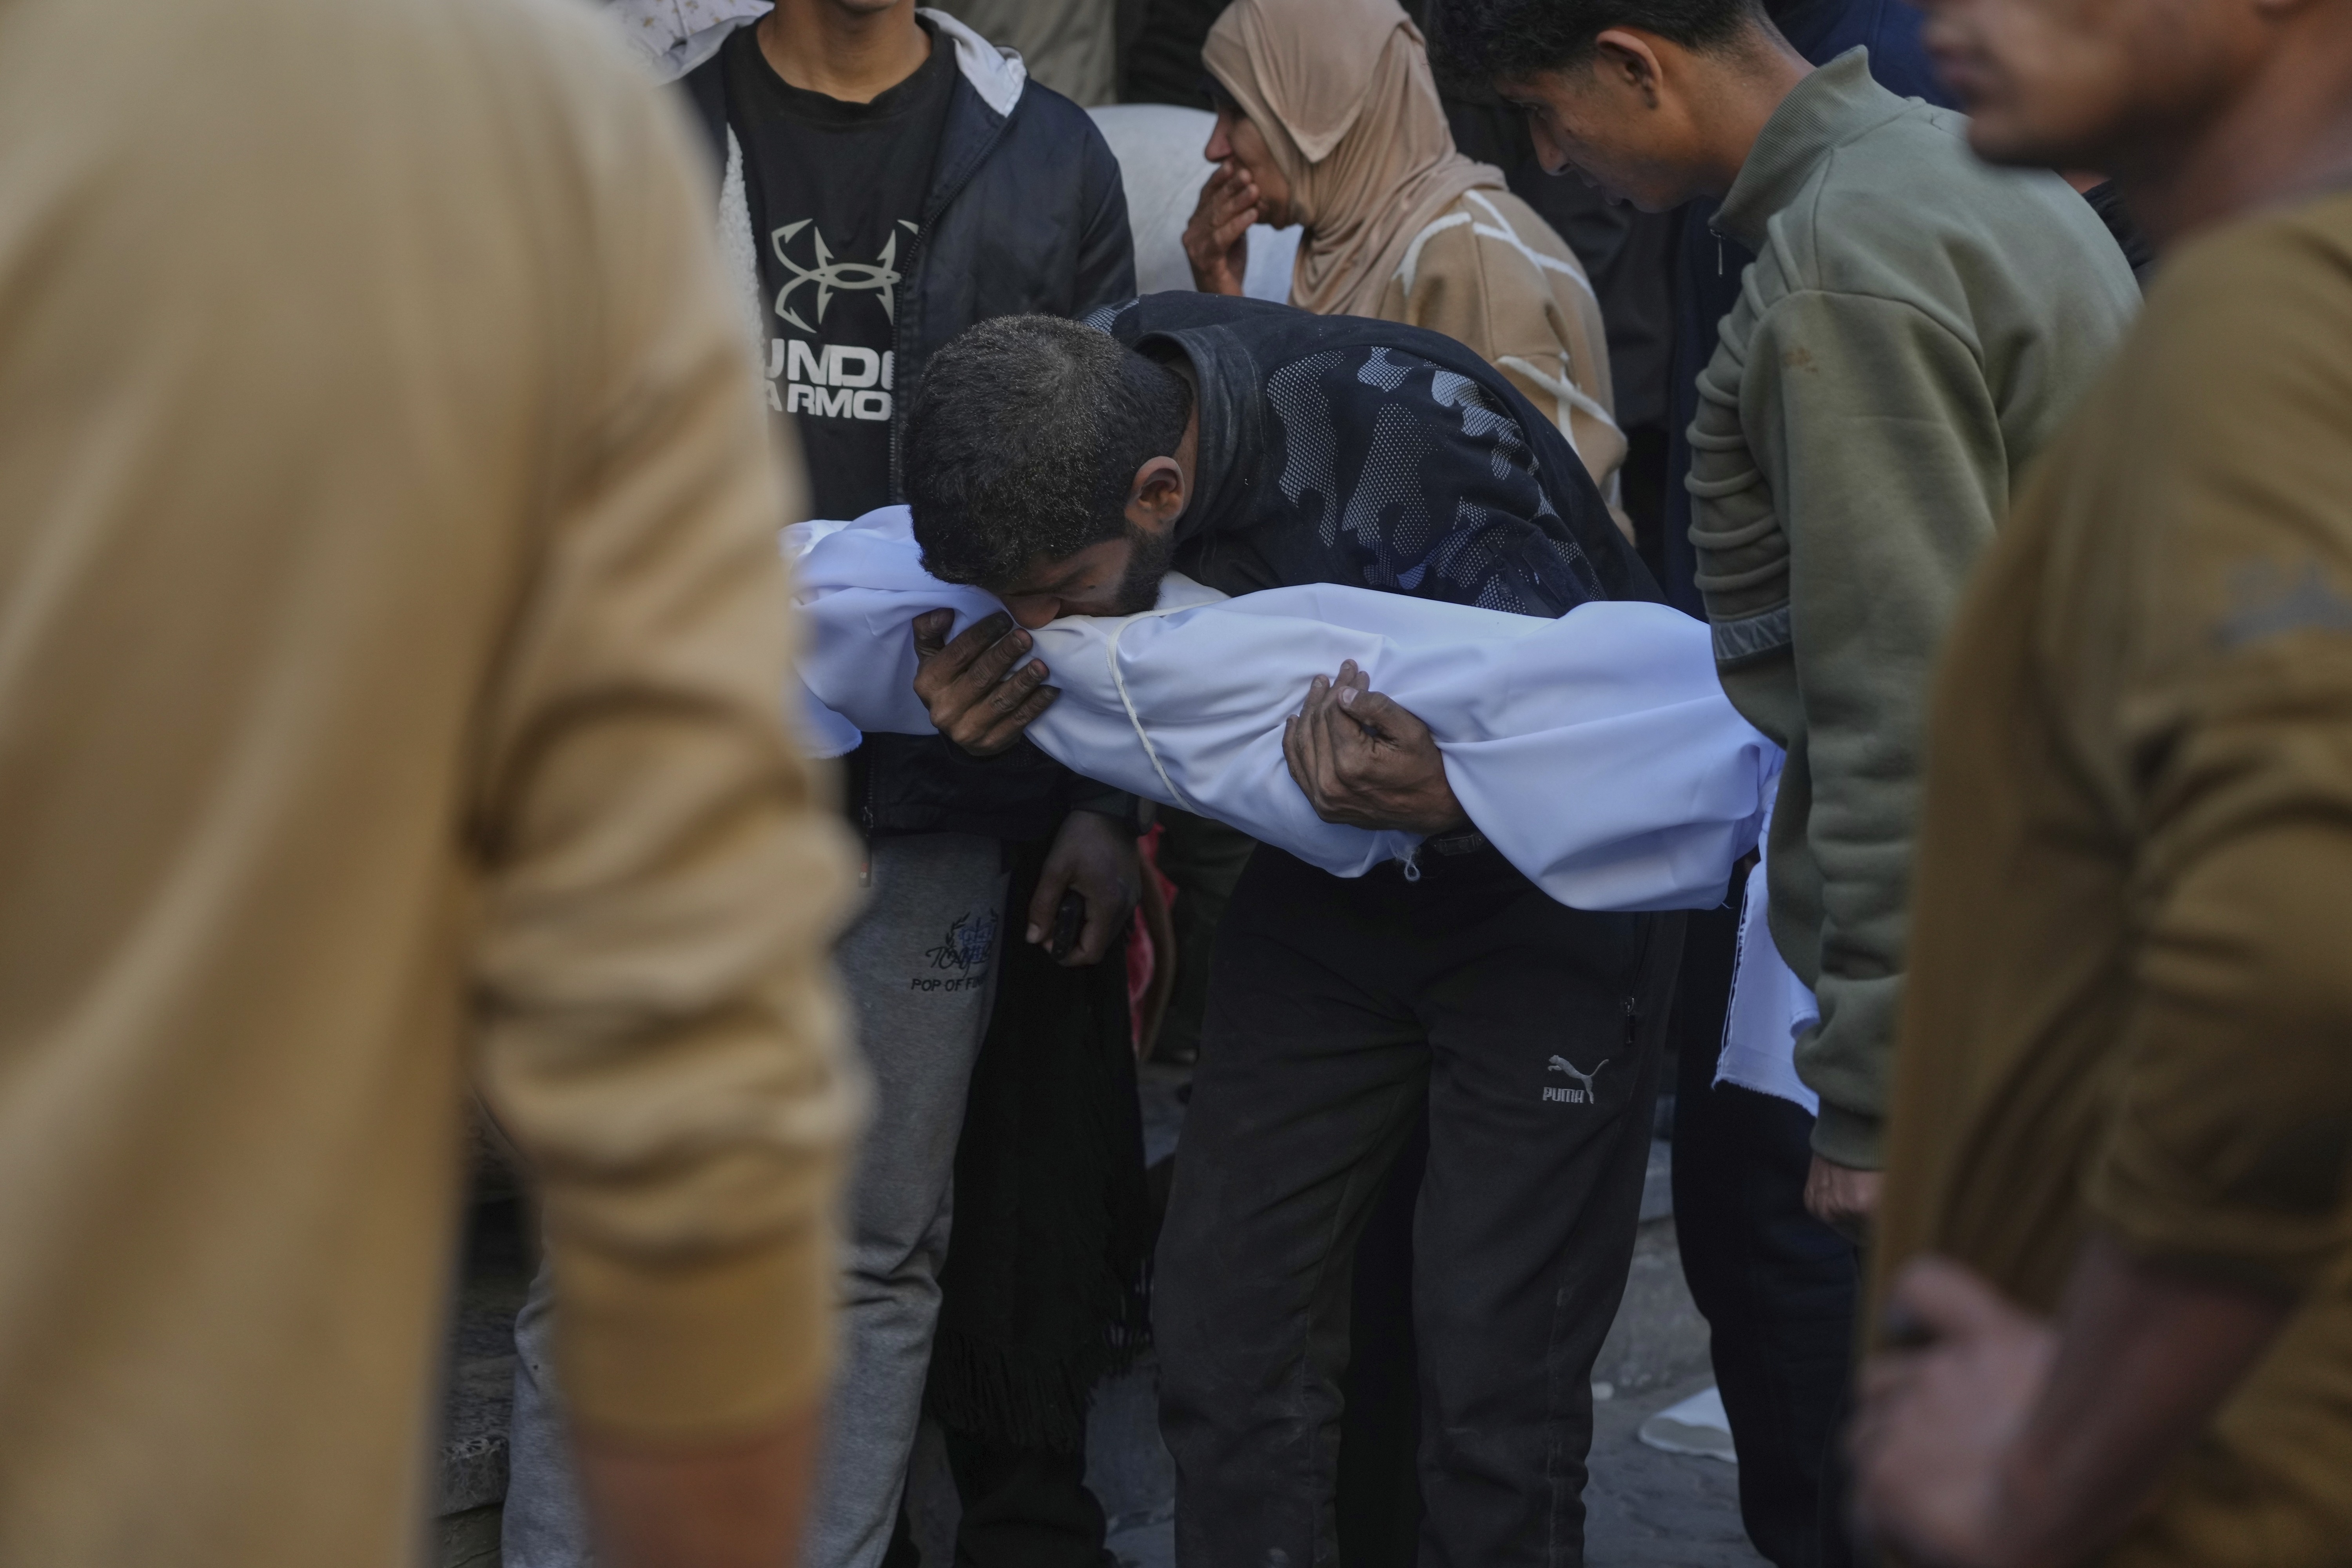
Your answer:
[1097,293,1658,617]
[684,10,1137,839]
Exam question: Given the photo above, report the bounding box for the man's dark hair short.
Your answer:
[906,315,1193,590]
[1428,0,1760,85]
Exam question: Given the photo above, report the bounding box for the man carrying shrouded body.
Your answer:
[905,298,1685,1566]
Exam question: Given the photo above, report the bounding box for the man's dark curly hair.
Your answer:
[1428,0,1761,85]
[906,315,1193,591]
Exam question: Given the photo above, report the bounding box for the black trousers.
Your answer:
[1150,808,1259,1062]
[1155,844,1683,1568]
[882,1433,1112,1568]
[1670,901,1860,1568]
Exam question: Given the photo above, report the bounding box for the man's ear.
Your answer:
[1124,455,1187,536]
[1591,29,1667,106]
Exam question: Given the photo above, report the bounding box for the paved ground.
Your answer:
[445,1071,1766,1568]
[904,1198,1761,1568]
[1076,1068,1760,1566]
[1586,1374,1764,1568]
[1075,1368,1759,1568]
[1080,1217,1755,1568]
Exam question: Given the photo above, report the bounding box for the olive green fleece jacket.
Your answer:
[1687,48,2138,1169]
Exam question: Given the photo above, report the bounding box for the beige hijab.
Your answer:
[1202,0,1505,318]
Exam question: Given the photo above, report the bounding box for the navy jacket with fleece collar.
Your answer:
[1096,293,1657,616]
[684,9,1140,840]
[682,9,1137,504]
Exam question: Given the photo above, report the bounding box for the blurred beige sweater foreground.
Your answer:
[0,0,862,1561]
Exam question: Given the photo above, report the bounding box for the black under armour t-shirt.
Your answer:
[722,22,954,520]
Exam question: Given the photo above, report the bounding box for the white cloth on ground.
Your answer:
[786,506,1780,913]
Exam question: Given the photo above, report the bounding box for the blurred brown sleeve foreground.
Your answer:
[1873,191,2352,1564]
[0,0,860,1561]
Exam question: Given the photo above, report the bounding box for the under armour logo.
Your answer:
[1544,1056,1606,1104]
[771,220,913,331]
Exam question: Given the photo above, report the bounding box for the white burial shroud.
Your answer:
[786,508,1782,913]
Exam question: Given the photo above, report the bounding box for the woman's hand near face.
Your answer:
[1183,162,1257,295]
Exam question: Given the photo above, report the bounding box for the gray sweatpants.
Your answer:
[502,832,1008,1568]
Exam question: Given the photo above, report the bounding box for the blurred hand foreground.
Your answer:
[578,1409,822,1568]
[1851,1258,2058,1568]
[1853,1241,2292,1568]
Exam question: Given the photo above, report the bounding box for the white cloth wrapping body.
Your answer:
[786,508,1781,912]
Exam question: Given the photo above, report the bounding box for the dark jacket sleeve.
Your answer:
[1313,349,1610,619]
[1069,116,1136,319]
[1053,111,1137,823]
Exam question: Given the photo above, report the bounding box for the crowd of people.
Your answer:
[2,0,2349,1566]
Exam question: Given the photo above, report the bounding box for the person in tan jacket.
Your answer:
[1181,0,1630,519]
[0,0,863,1563]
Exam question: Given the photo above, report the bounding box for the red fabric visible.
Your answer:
[1127,825,1176,1044]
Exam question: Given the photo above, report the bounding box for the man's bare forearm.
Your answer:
[1858,1237,2294,1568]
[576,1404,822,1568]
[1995,1232,2290,1565]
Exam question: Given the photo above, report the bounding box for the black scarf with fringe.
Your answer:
[923,836,1155,1454]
